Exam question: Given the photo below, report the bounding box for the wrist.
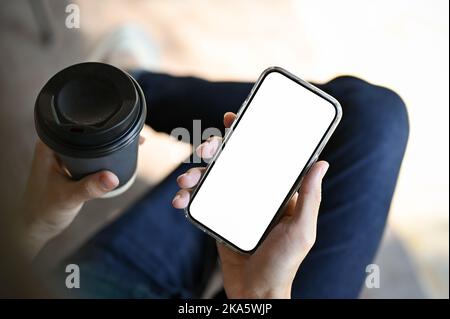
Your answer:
[23,218,60,260]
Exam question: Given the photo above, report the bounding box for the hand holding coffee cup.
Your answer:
[22,139,120,259]
[24,62,147,258]
[34,62,147,198]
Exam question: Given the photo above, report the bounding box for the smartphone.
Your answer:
[185,67,342,253]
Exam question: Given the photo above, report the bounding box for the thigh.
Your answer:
[135,71,253,136]
[138,71,409,298]
[291,76,409,298]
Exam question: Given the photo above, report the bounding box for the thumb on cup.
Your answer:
[70,171,119,203]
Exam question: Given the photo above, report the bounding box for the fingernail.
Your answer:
[177,173,186,182]
[320,163,329,178]
[99,173,118,190]
[196,144,204,157]
[172,194,181,204]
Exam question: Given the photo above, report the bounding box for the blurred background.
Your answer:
[0,0,448,298]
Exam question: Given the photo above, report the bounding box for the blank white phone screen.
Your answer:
[188,70,337,252]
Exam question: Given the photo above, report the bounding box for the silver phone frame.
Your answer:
[184,66,343,254]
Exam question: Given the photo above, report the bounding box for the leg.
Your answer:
[134,72,408,298]
[135,71,253,136]
[291,76,409,298]
[60,74,254,298]
[61,71,407,299]
[62,162,217,298]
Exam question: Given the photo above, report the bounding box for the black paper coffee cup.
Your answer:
[35,62,147,197]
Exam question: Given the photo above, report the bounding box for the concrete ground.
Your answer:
[0,0,448,298]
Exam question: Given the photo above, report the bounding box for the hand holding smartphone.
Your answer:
[182,67,342,253]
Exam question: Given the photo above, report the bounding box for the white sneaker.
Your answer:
[88,24,160,72]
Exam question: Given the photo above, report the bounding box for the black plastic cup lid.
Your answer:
[35,62,146,157]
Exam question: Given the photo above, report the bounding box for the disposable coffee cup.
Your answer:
[35,62,147,198]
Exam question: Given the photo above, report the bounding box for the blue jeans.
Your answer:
[62,72,409,298]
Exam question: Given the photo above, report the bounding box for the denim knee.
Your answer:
[326,75,409,154]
